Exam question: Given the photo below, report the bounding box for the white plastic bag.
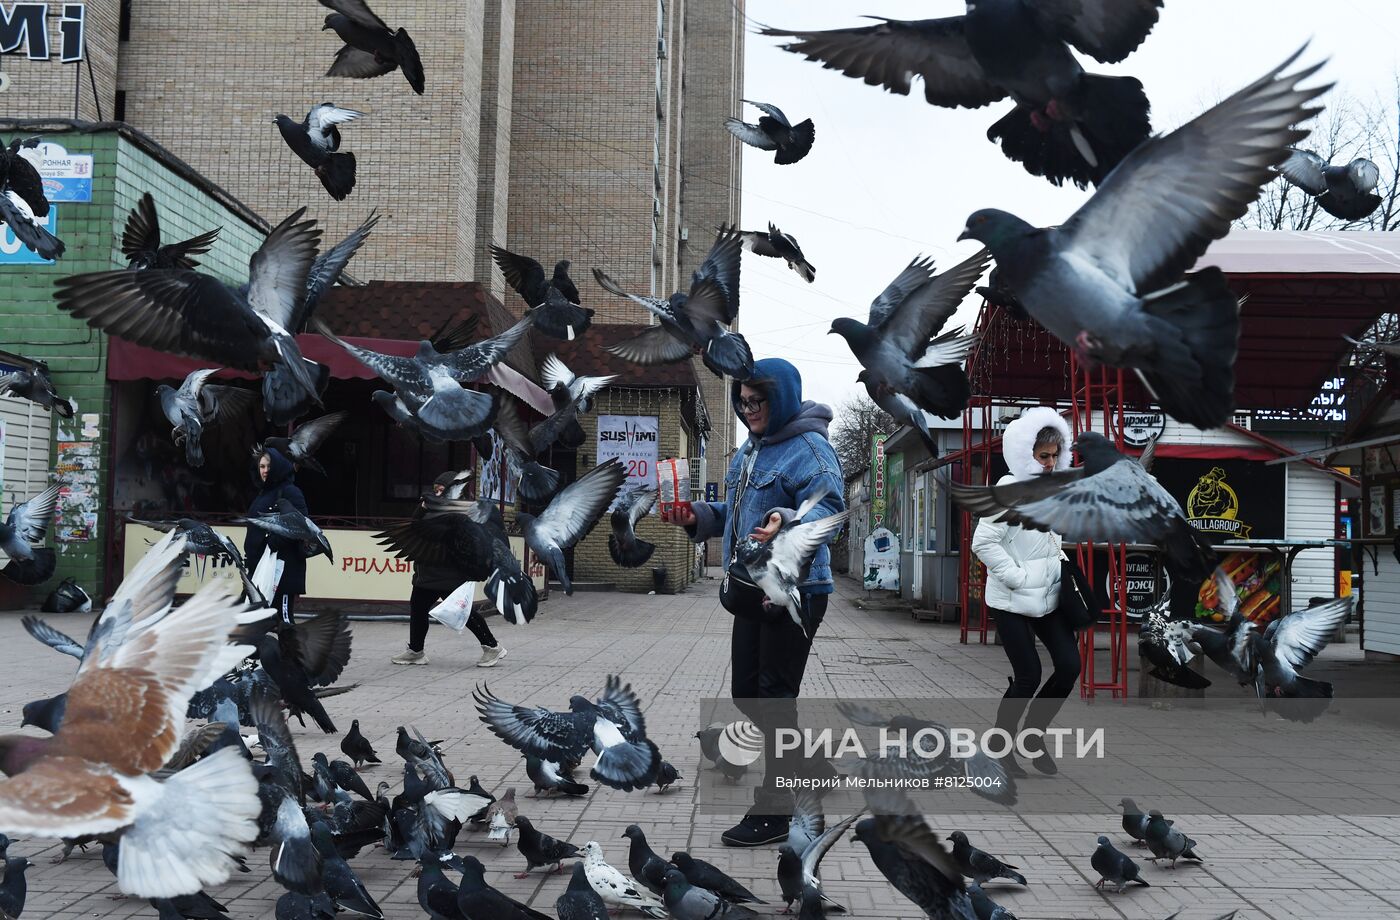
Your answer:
[429,580,478,631]
[251,549,285,605]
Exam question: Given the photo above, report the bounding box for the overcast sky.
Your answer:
[736,0,1400,428]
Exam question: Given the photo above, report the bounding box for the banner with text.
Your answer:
[597,415,659,489]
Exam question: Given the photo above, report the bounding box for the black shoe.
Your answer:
[998,754,1028,779]
[721,814,788,847]
[1031,751,1058,775]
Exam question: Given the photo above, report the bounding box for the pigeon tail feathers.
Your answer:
[316,151,357,201]
[775,118,815,165]
[608,532,657,568]
[701,330,754,380]
[1137,267,1240,430]
[1,547,56,586]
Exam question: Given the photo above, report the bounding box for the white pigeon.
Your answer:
[581,841,667,919]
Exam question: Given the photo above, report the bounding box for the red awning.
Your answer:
[1153,444,1278,462]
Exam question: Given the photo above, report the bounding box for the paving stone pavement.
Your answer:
[2,573,1398,920]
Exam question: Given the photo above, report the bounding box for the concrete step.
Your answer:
[548,580,616,593]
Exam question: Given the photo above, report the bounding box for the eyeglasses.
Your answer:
[738,397,767,413]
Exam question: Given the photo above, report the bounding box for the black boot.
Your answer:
[721,813,789,847]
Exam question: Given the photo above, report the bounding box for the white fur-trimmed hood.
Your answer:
[1001,407,1072,481]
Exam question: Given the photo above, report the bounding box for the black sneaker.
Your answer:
[721,814,788,847]
[998,754,1028,779]
[1031,751,1058,775]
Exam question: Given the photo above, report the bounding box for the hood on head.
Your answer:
[260,447,295,484]
[732,357,803,432]
[1001,406,1071,481]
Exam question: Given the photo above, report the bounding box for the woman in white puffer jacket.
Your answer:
[971,406,1081,777]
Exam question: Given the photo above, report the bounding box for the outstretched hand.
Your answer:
[749,512,782,543]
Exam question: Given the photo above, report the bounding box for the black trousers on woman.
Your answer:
[990,607,1082,750]
[408,585,499,651]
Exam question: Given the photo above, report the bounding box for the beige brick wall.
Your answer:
[0,0,119,121]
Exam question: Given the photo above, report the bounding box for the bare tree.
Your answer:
[831,392,897,478]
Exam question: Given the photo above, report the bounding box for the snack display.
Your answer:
[1195,551,1282,626]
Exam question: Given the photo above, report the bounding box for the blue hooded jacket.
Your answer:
[688,358,845,594]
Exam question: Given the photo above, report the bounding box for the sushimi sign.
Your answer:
[0,4,86,62]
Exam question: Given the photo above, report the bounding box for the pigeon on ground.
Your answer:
[739,223,815,282]
[122,192,220,270]
[652,760,680,793]
[947,433,1216,581]
[671,851,763,904]
[0,532,262,898]
[851,792,973,920]
[492,246,594,340]
[240,498,334,562]
[54,208,327,414]
[829,249,989,446]
[259,411,350,478]
[0,136,63,259]
[341,720,381,769]
[1277,149,1382,221]
[275,891,337,920]
[269,800,325,895]
[485,787,518,845]
[664,868,761,920]
[0,482,61,586]
[513,815,580,877]
[312,753,372,801]
[596,226,753,379]
[0,853,31,919]
[966,884,1017,920]
[732,486,851,638]
[522,458,628,595]
[0,359,76,418]
[276,104,363,201]
[415,854,466,920]
[608,487,658,568]
[1091,835,1149,893]
[1250,596,1352,717]
[525,756,590,797]
[581,841,667,918]
[622,825,671,897]
[476,675,662,791]
[763,1,1161,188]
[724,100,814,165]
[1144,811,1201,868]
[1138,610,1212,690]
[558,860,612,920]
[788,791,827,858]
[318,0,424,94]
[307,821,382,918]
[779,814,861,914]
[158,368,257,467]
[489,395,562,502]
[695,726,748,782]
[1120,798,1150,846]
[956,49,1328,429]
[254,613,354,733]
[455,855,551,920]
[948,832,1026,887]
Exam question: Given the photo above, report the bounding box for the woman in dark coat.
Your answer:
[244,447,309,624]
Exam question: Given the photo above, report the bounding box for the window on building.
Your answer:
[114,91,126,122]
[119,0,132,41]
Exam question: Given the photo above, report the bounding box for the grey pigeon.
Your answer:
[1119,799,1150,846]
[513,815,580,877]
[829,248,988,446]
[1144,811,1201,868]
[788,790,827,858]
[309,821,383,918]
[475,675,662,791]
[340,720,380,769]
[530,356,615,453]
[492,245,594,340]
[275,104,362,201]
[521,458,627,595]
[0,135,63,259]
[558,860,613,920]
[739,222,815,282]
[54,209,327,414]
[732,486,850,638]
[525,756,589,797]
[608,487,658,568]
[595,225,753,379]
[652,760,680,793]
[239,498,334,562]
[778,813,861,914]
[663,868,760,920]
[947,433,1216,581]
[851,795,974,920]
[1250,596,1352,715]
[724,100,814,165]
[293,213,380,333]
[1091,835,1149,892]
[490,394,562,502]
[0,854,31,920]
[966,883,1017,920]
[318,0,424,94]
[0,359,75,418]
[958,48,1329,428]
[622,825,670,897]
[454,854,551,920]
[122,191,221,271]
[670,851,763,904]
[948,832,1026,887]
[1189,570,1259,685]
[157,368,256,467]
[415,853,465,920]
[1138,610,1211,690]
[0,482,61,585]
[260,411,350,477]
[1278,148,1381,221]
[129,517,246,566]
[763,1,1162,188]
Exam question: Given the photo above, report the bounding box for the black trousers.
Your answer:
[731,593,830,814]
[408,585,498,651]
[991,606,1082,750]
[273,590,296,625]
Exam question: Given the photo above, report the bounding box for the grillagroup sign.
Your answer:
[0,3,85,61]
[1152,458,1285,541]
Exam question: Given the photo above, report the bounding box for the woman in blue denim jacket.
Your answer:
[671,357,844,846]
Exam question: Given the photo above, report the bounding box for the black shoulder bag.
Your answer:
[719,446,785,624]
[1057,552,1100,630]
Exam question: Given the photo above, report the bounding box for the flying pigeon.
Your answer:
[948,832,1026,887]
[595,226,753,380]
[957,49,1329,429]
[1278,149,1382,221]
[513,815,580,877]
[541,352,612,419]
[532,355,615,453]
[663,868,761,920]
[724,100,814,165]
[454,855,552,920]
[1250,595,1352,710]
[830,249,989,447]
[581,840,667,918]
[157,368,257,467]
[739,222,815,282]
[0,359,76,418]
[276,104,363,201]
[763,1,1162,188]
[732,486,850,638]
[947,433,1217,581]
[0,532,262,898]
[240,498,334,562]
[1091,835,1149,893]
[127,517,247,571]
[608,487,658,568]
[1120,798,1150,847]
[254,614,354,734]
[1138,609,1212,690]
[492,245,594,340]
[522,458,627,594]
[671,851,763,905]
[122,192,221,271]
[851,792,973,920]
[0,482,61,586]
[525,755,590,797]
[778,813,861,915]
[318,0,424,94]
[0,136,63,259]
[54,208,328,414]
[622,825,671,898]
[258,411,349,477]
[292,213,380,332]
[1188,570,1260,686]
[484,786,518,845]
[1144,810,1201,868]
[558,860,613,920]
[489,393,562,502]
[340,719,381,769]
[475,675,663,791]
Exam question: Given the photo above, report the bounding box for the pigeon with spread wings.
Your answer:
[275,104,363,201]
[0,482,62,586]
[0,360,76,419]
[608,488,658,568]
[318,0,424,94]
[739,222,815,282]
[258,411,350,477]
[733,487,850,638]
[1277,148,1381,221]
[0,136,63,260]
[492,245,594,340]
[122,192,220,271]
[521,458,627,595]
[724,100,814,165]
[157,368,257,468]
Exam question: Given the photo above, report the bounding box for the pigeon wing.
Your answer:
[739,229,782,259]
[690,226,744,323]
[867,256,939,328]
[626,489,657,528]
[307,104,363,135]
[432,313,535,382]
[248,209,321,332]
[540,354,577,393]
[799,813,863,885]
[297,214,378,331]
[593,675,647,739]
[1031,0,1163,64]
[0,757,134,838]
[491,246,550,306]
[761,17,1004,109]
[980,462,1181,544]
[8,483,61,545]
[1277,148,1329,195]
[121,193,162,264]
[1266,598,1350,672]
[318,0,389,30]
[4,146,48,217]
[770,511,851,584]
[534,460,627,550]
[1060,48,1328,295]
[877,248,990,355]
[744,100,791,126]
[326,44,396,79]
[21,615,85,659]
[607,324,693,365]
[723,119,778,151]
[473,686,592,761]
[288,410,349,457]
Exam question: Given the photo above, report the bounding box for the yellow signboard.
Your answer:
[122,524,545,602]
